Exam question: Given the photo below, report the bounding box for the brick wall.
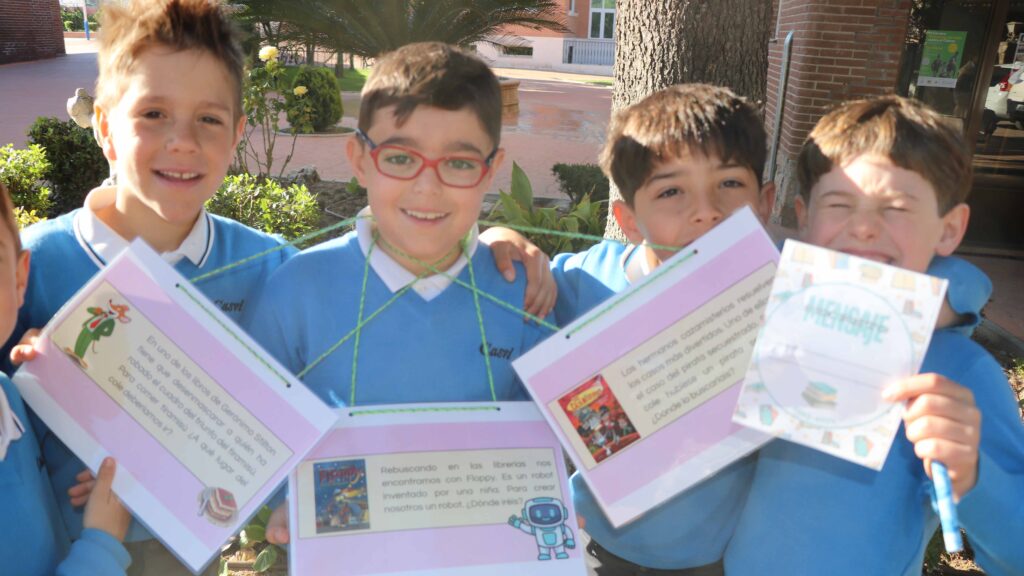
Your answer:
[0,0,65,65]
[765,0,912,223]
[766,0,912,156]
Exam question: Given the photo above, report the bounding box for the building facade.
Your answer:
[475,0,615,76]
[0,0,65,65]
[766,0,1024,252]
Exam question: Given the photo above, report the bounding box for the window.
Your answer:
[589,0,615,40]
[501,45,534,57]
[569,0,577,15]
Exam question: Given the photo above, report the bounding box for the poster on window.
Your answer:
[917,30,967,88]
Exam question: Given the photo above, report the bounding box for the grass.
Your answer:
[279,66,371,92]
[585,78,614,86]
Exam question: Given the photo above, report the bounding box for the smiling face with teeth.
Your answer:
[347,104,504,276]
[796,154,969,273]
[96,46,245,251]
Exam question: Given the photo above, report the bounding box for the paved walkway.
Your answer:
[1,39,610,200]
[1,39,1021,345]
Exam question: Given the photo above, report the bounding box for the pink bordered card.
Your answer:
[513,207,778,527]
[288,401,586,576]
[14,239,337,574]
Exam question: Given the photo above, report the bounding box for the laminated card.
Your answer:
[289,402,586,576]
[14,239,337,574]
[733,240,947,469]
[513,207,778,527]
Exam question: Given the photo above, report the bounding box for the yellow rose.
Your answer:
[293,85,308,96]
[258,45,279,62]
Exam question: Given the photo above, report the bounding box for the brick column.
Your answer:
[0,0,65,65]
[765,0,912,226]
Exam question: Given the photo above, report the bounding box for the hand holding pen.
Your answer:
[883,373,981,552]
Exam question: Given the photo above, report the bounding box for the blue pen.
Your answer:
[931,461,963,553]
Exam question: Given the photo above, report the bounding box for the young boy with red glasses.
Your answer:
[248,42,550,408]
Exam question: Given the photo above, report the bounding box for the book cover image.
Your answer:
[557,375,640,465]
[313,459,370,534]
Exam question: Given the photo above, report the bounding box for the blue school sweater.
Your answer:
[247,231,551,406]
[724,330,1024,575]
[1,374,130,575]
[4,210,296,541]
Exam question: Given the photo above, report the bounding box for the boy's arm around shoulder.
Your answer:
[928,255,991,335]
[550,249,586,328]
[938,346,1024,575]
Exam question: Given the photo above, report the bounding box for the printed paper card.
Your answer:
[13,239,337,574]
[289,402,586,576]
[733,240,947,469]
[513,207,777,527]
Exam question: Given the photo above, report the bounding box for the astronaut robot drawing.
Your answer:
[508,497,576,560]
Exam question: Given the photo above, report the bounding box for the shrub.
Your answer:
[206,174,321,244]
[27,117,108,217]
[552,163,609,232]
[487,162,605,256]
[0,144,52,219]
[15,208,46,229]
[61,8,100,32]
[288,66,343,132]
[552,163,609,206]
[236,47,315,178]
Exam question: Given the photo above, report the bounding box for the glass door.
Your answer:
[899,0,1024,252]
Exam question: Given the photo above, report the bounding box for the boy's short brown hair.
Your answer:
[600,84,767,206]
[0,183,22,254]
[359,42,502,147]
[96,0,245,116]
[797,95,971,214]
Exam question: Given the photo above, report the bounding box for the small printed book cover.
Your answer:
[557,374,640,465]
[733,240,947,470]
[313,459,370,534]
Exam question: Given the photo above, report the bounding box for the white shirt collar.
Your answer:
[0,386,24,461]
[74,186,214,267]
[354,207,479,302]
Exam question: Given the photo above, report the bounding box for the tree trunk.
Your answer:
[605,0,772,239]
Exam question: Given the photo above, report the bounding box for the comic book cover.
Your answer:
[557,374,640,464]
[313,459,370,534]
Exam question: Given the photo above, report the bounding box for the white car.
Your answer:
[983,63,1024,134]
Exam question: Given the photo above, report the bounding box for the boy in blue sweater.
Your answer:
[724,96,1024,575]
[249,42,550,406]
[484,85,992,575]
[555,84,775,576]
[3,2,290,574]
[0,183,132,576]
[250,42,553,542]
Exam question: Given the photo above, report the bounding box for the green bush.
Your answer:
[0,144,52,220]
[61,8,100,32]
[487,162,605,256]
[552,163,609,206]
[206,174,321,244]
[27,117,108,217]
[288,66,343,132]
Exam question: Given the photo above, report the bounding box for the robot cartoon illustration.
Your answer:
[508,497,576,560]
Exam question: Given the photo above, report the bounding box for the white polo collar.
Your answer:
[73,186,215,268]
[0,386,24,461]
[355,207,479,302]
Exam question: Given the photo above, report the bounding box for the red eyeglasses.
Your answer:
[356,130,498,188]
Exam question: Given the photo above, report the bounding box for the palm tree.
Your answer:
[235,0,567,60]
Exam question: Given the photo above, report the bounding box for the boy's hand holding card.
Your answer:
[733,240,947,469]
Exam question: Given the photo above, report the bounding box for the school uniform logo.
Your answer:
[479,343,515,360]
